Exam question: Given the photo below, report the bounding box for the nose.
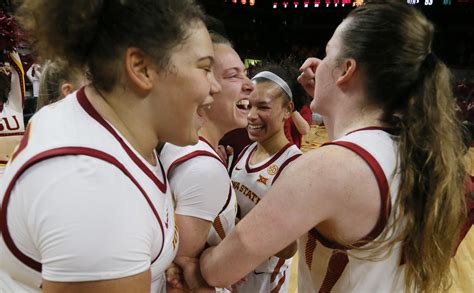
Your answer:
[242,76,254,93]
[209,72,221,95]
[247,104,258,121]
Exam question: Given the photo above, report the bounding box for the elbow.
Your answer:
[201,266,230,289]
[300,126,310,135]
[275,241,297,259]
[302,122,311,135]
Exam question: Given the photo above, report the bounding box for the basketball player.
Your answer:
[201,1,470,292]
[0,0,219,292]
[230,64,302,293]
[160,33,253,291]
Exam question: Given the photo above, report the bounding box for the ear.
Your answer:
[60,83,74,97]
[283,101,294,120]
[124,47,153,93]
[336,58,357,87]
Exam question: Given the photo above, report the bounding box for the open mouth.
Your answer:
[197,95,214,116]
[236,98,250,111]
[248,124,264,130]
[197,102,212,117]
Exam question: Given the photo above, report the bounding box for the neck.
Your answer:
[199,118,237,150]
[85,85,158,164]
[255,129,289,158]
[324,104,386,141]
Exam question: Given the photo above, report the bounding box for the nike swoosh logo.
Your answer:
[235,167,242,171]
[253,271,266,275]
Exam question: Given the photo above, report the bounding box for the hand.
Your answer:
[217,145,234,163]
[297,58,321,98]
[166,262,184,290]
[174,255,214,292]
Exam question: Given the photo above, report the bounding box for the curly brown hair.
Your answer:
[16,0,205,92]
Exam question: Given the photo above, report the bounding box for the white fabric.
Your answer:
[164,153,229,221]
[9,156,158,281]
[0,90,177,292]
[231,142,301,293]
[26,66,40,98]
[0,52,25,180]
[161,140,237,246]
[297,129,404,293]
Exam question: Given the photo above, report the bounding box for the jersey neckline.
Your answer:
[76,87,167,193]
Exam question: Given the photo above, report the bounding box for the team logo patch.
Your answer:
[257,174,269,185]
[267,164,279,175]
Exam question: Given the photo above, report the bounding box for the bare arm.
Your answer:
[291,111,311,135]
[43,270,150,293]
[200,148,338,288]
[200,145,383,288]
[176,215,213,257]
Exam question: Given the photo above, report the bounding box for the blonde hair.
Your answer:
[37,59,84,111]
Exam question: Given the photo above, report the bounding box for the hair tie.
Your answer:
[252,71,293,100]
[422,52,438,71]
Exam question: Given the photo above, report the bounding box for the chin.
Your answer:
[236,121,248,130]
[247,133,259,142]
[166,132,199,147]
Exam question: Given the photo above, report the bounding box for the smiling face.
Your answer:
[205,43,254,133]
[247,81,290,143]
[152,21,220,146]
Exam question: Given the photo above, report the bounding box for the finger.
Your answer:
[226,145,234,155]
[299,57,320,72]
[218,145,226,153]
[217,145,227,161]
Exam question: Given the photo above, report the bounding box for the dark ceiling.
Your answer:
[198,0,474,67]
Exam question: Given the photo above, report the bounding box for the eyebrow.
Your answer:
[224,67,243,73]
[198,56,214,65]
[255,100,271,106]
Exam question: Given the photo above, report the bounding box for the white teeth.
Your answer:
[236,99,249,110]
[236,99,249,106]
[248,125,263,129]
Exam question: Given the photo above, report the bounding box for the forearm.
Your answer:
[291,111,310,135]
[200,192,307,287]
[200,224,264,288]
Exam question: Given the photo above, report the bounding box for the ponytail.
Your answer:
[397,58,467,292]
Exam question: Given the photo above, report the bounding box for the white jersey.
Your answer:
[160,137,237,247]
[0,51,25,179]
[231,142,302,293]
[298,127,404,293]
[0,88,178,292]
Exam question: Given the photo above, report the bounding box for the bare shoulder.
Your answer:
[284,144,374,185]
[278,145,381,224]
